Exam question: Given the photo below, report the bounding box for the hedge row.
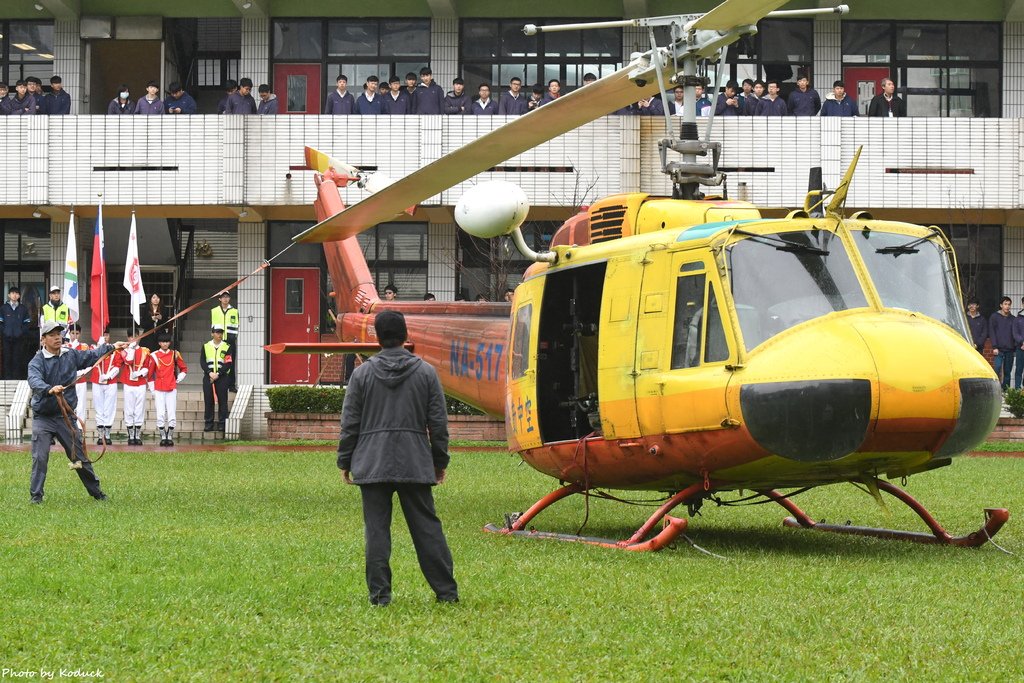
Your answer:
[266,385,485,416]
[266,386,346,413]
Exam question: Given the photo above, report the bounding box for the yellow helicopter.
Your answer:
[286,0,1008,551]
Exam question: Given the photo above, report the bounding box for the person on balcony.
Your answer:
[469,84,497,115]
[443,78,470,115]
[164,82,197,115]
[107,84,136,115]
[354,76,383,115]
[135,81,165,115]
[257,84,279,115]
[820,80,858,117]
[325,74,355,115]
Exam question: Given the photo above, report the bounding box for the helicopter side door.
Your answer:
[634,249,736,436]
[596,254,644,439]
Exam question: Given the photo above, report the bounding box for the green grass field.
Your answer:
[0,448,1021,681]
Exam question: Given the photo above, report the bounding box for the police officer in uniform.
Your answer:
[211,291,239,391]
[201,325,233,431]
[42,286,71,334]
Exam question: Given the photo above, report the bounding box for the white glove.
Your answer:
[75,369,90,379]
[176,372,187,383]
[131,369,145,380]
[147,381,155,392]
[103,369,119,382]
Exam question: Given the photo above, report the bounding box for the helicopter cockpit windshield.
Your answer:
[851,230,970,339]
[728,229,868,350]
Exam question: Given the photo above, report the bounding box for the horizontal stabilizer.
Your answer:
[263,342,415,355]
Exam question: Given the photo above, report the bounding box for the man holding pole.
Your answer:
[27,321,126,503]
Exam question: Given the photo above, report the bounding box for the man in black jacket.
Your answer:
[338,311,457,606]
[867,78,906,117]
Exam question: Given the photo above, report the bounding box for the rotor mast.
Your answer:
[526,4,849,200]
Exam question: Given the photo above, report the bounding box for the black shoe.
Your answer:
[167,439,174,447]
[30,497,42,505]
[204,423,215,432]
[105,438,112,445]
[436,596,459,604]
[229,387,237,393]
[96,438,104,446]
[217,422,226,432]
[159,438,168,446]
[369,599,391,607]
[94,494,108,501]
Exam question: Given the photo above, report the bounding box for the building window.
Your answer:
[1,219,50,329]
[1,20,55,85]
[842,21,1001,117]
[941,225,1002,313]
[460,19,621,93]
[271,18,430,110]
[724,20,813,99]
[357,223,429,300]
[456,221,556,301]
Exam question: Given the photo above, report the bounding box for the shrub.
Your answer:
[446,396,486,416]
[266,386,486,417]
[266,386,346,413]
[1004,388,1024,418]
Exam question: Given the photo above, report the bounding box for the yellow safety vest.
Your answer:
[203,340,231,374]
[42,302,71,325]
[211,306,239,336]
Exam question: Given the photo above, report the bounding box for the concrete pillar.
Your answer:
[240,17,270,85]
[53,19,84,115]
[235,220,266,388]
[430,18,459,87]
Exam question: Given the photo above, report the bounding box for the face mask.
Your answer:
[120,91,129,99]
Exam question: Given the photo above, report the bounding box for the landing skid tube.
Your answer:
[483,481,711,552]
[761,479,1010,548]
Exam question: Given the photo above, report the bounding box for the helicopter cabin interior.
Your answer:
[535,263,607,443]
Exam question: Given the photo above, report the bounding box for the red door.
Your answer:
[273,63,322,114]
[843,67,890,116]
[270,267,321,384]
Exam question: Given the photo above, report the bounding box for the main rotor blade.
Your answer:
[690,0,791,31]
[295,64,662,244]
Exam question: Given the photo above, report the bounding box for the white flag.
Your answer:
[123,213,146,325]
[62,214,80,322]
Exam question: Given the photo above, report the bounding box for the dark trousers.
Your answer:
[31,414,105,501]
[2,336,26,380]
[994,350,1014,390]
[359,483,458,604]
[203,374,230,425]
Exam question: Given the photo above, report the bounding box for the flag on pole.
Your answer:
[90,203,109,342]
[62,213,80,323]
[123,212,146,326]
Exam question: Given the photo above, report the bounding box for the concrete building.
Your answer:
[1,1,1022,436]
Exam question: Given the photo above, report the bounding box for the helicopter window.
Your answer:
[671,272,706,369]
[511,303,533,380]
[671,269,730,369]
[728,230,868,350]
[704,287,729,364]
[853,231,970,338]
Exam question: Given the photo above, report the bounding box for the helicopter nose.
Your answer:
[740,379,872,462]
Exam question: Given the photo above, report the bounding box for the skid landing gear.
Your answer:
[761,478,1010,548]
[485,477,1010,552]
[484,481,713,552]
